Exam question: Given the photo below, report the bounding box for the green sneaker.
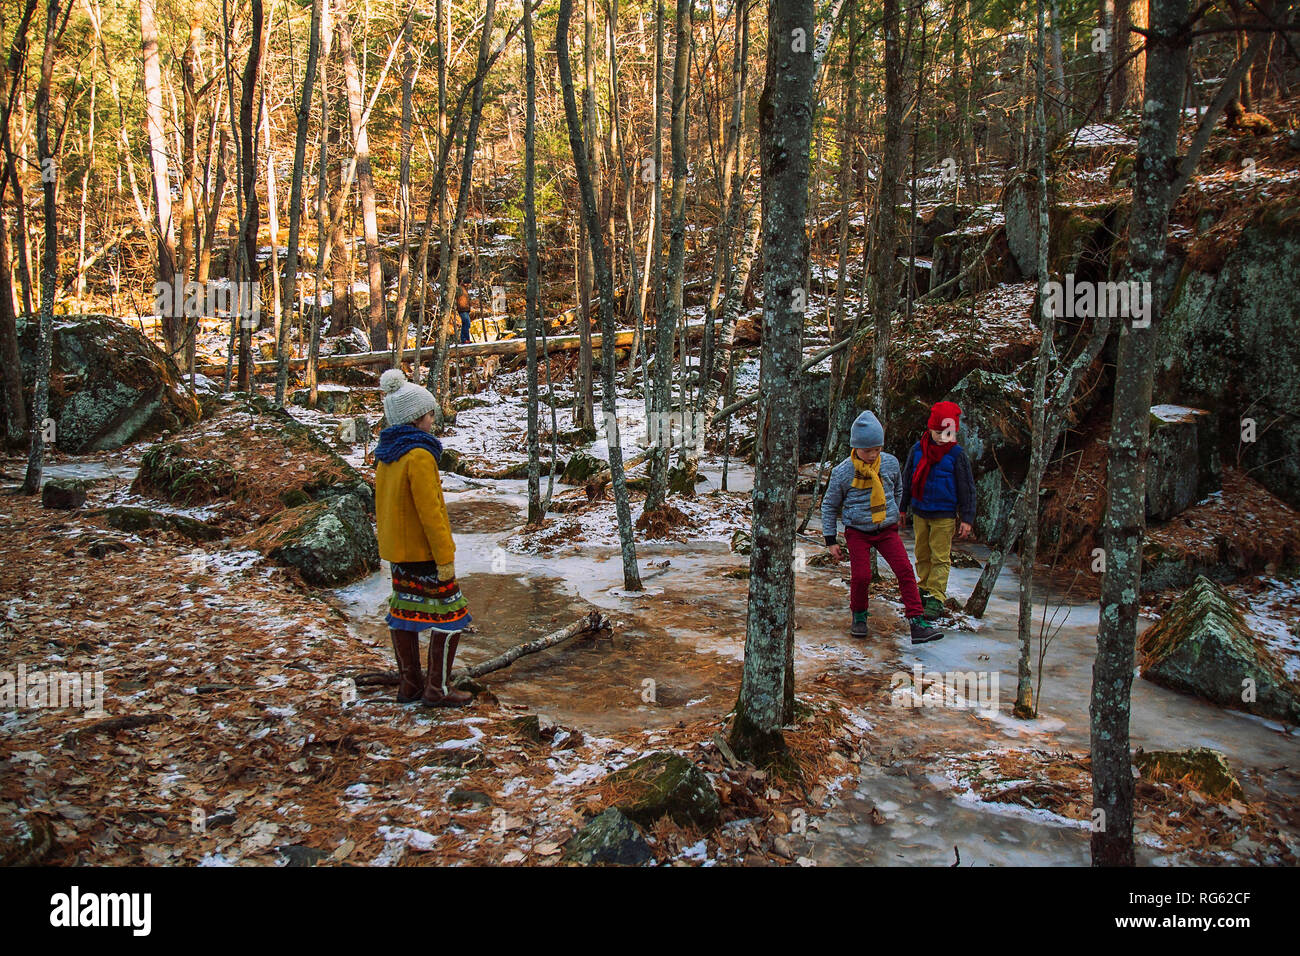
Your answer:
[850,610,869,638]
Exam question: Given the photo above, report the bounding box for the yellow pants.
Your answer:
[913,515,956,602]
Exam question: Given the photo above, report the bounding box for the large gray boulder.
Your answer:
[9,315,200,452]
[1139,575,1300,724]
[261,492,379,587]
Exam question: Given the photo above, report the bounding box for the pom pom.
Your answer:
[380,368,407,395]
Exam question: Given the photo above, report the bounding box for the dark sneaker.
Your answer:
[850,613,869,638]
[909,617,944,644]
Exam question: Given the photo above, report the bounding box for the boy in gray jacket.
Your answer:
[822,410,944,644]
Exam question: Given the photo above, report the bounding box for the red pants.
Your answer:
[844,524,924,618]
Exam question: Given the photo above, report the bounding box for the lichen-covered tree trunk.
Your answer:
[0,211,26,443]
[1015,0,1054,720]
[645,0,692,512]
[557,0,642,593]
[730,0,815,767]
[1091,0,1188,867]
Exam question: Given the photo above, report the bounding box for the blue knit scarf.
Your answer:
[375,423,443,465]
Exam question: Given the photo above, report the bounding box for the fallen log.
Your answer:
[196,321,708,376]
[343,609,613,693]
[453,609,610,682]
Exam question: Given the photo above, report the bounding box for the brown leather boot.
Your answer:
[389,629,423,703]
[422,629,473,708]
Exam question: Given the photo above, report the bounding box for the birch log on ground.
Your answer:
[348,610,611,688]
[454,610,611,682]
[197,322,709,377]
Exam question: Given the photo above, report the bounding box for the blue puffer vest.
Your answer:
[907,441,960,515]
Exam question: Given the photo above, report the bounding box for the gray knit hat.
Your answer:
[849,410,885,449]
[380,368,438,426]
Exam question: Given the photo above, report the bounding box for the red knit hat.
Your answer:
[928,400,962,435]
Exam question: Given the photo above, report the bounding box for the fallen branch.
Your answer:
[62,713,172,747]
[453,609,611,682]
[713,334,854,424]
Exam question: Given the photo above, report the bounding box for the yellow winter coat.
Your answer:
[375,447,455,567]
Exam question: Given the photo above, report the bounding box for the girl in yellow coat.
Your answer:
[374,368,472,707]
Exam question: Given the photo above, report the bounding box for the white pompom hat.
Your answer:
[380,368,438,427]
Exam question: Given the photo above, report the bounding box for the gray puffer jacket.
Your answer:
[821,453,903,543]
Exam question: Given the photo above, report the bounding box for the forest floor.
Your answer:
[2,355,1297,867]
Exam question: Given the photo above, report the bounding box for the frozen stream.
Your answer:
[334,468,1298,865]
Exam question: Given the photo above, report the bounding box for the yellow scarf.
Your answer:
[852,454,889,523]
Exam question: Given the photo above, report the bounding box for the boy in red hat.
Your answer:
[900,400,976,620]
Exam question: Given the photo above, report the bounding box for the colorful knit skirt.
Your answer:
[386,560,472,632]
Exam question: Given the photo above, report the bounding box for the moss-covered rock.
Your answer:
[730,528,752,555]
[133,400,369,513]
[559,450,606,485]
[41,477,89,510]
[97,505,222,542]
[1139,575,1300,724]
[1134,747,1245,800]
[562,808,653,866]
[605,751,721,830]
[250,492,379,587]
[7,315,200,453]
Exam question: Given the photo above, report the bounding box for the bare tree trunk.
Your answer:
[22,0,63,496]
[392,17,415,366]
[428,0,497,420]
[336,0,387,351]
[307,5,333,403]
[179,19,203,375]
[0,210,24,442]
[235,0,265,393]
[557,0,642,593]
[276,0,322,406]
[1100,0,1115,115]
[730,0,815,767]
[645,0,692,511]
[1092,0,1187,867]
[141,0,179,354]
